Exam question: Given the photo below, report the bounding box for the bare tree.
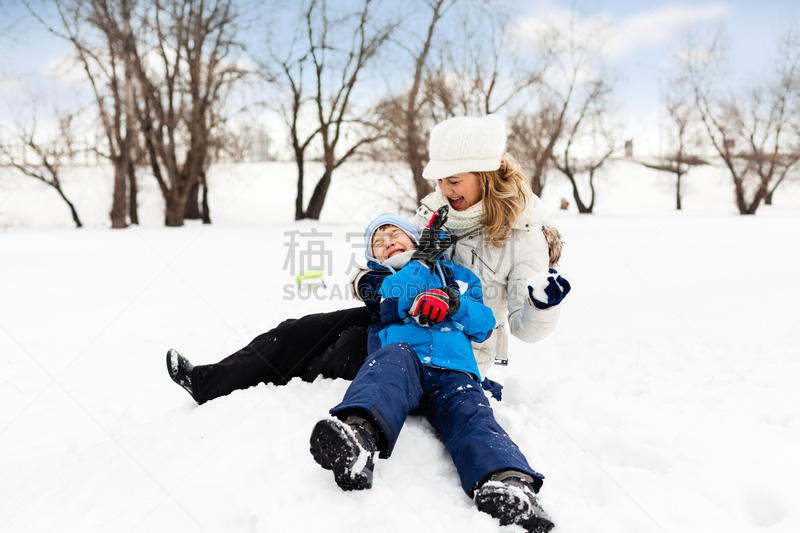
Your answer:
[31,0,246,227]
[273,0,396,220]
[508,10,613,198]
[764,30,800,205]
[272,36,319,220]
[424,10,539,119]
[637,87,707,210]
[764,150,800,204]
[552,96,616,213]
[508,104,563,197]
[683,28,800,214]
[378,0,454,207]
[133,0,247,226]
[31,0,141,228]
[525,11,618,213]
[0,114,83,227]
[370,1,542,205]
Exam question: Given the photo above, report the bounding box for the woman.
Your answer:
[168,114,568,403]
[406,114,564,378]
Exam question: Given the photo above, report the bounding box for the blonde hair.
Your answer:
[475,154,532,246]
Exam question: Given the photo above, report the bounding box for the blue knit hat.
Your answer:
[364,213,420,262]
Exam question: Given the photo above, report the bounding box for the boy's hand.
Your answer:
[527,268,571,310]
[409,287,460,326]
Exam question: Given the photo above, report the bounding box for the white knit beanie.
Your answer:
[422,114,507,181]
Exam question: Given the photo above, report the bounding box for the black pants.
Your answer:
[190,306,373,404]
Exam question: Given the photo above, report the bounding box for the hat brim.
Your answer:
[422,156,502,181]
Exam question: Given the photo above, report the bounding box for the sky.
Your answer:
[512,0,798,154]
[0,0,798,158]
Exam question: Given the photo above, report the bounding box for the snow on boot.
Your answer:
[309,416,377,491]
[166,349,196,400]
[474,471,554,533]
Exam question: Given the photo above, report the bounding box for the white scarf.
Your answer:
[382,250,415,271]
[426,190,484,237]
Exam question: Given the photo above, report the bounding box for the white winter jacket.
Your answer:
[351,193,562,378]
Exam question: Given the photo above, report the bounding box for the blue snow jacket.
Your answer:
[357,258,496,380]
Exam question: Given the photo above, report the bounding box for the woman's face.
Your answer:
[437,172,482,211]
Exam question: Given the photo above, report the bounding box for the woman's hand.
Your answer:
[527,268,571,310]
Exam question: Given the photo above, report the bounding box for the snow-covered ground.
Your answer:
[1,160,799,532]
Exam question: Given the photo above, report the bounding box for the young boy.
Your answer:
[309,213,554,533]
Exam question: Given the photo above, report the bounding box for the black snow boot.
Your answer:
[166,349,197,401]
[309,415,378,491]
[474,470,554,533]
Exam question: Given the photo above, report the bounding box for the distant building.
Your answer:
[245,129,273,162]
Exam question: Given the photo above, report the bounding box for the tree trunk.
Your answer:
[733,177,749,215]
[586,169,597,213]
[412,161,432,204]
[405,109,432,204]
[128,159,139,224]
[110,162,128,228]
[733,174,769,215]
[744,182,768,214]
[574,191,591,213]
[406,0,440,206]
[303,169,333,220]
[564,171,592,213]
[201,171,211,224]
[765,167,792,206]
[165,196,188,226]
[165,180,192,227]
[54,185,83,228]
[184,181,203,219]
[530,167,544,197]
[294,150,305,220]
[676,171,683,210]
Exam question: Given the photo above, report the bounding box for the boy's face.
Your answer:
[372,225,416,263]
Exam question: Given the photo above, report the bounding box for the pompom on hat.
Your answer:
[422,114,507,181]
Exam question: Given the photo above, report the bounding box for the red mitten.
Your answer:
[409,289,450,326]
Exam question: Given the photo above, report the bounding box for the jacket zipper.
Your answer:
[471,248,496,274]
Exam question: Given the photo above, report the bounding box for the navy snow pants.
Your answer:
[331,342,544,496]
